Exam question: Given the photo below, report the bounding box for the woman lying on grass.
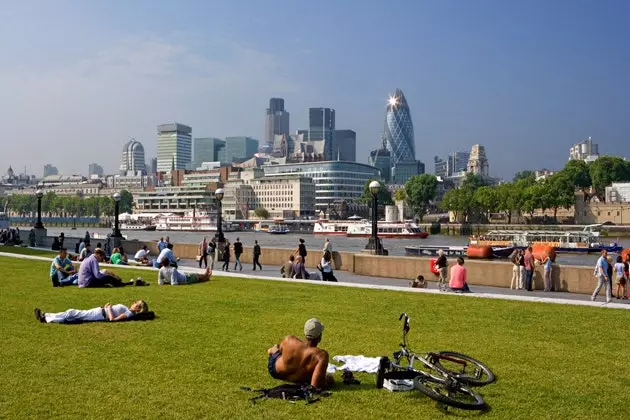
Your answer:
[34,300,154,324]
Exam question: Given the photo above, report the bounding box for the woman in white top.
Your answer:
[319,251,338,282]
[34,300,149,324]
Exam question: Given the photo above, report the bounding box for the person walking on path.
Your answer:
[222,240,231,272]
[435,249,448,291]
[207,238,217,270]
[319,251,338,282]
[592,250,611,303]
[524,247,535,291]
[613,255,627,300]
[295,238,308,265]
[253,240,263,271]
[198,237,208,268]
[322,239,333,255]
[233,237,243,271]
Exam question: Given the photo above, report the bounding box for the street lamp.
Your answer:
[215,188,225,242]
[34,189,44,229]
[365,181,385,255]
[112,192,122,245]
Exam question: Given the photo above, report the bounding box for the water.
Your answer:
[45,227,630,267]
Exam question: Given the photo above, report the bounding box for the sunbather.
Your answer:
[157,259,212,285]
[34,300,151,324]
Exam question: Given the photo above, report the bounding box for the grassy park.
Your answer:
[0,253,628,419]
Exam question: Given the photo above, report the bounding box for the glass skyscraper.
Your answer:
[120,138,146,174]
[383,89,421,184]
[308,108,335,160]
[157,123,192,172]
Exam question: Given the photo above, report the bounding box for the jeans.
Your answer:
[544,268,552,292]
[592,275,611,302]
[52,271,79,287]
[253,255,262,270]
[525,269,534,291]
[234,254,243,270]
[198,252,207,268]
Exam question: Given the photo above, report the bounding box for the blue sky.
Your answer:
[0,0,628,179]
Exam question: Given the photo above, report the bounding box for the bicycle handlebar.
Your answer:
[399,312,408,321]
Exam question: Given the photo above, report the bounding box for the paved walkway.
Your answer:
[2,251,627,310]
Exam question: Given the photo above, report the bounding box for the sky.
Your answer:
[0,0,628,180]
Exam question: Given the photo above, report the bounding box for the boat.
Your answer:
[155,211,218,232]
[346,220,429,238]
[469,224,623,254]
[313,219,362,235]
[91,232,128,240]
[268,223,290,234]
[120,222,157,231]
[405,245,515,259]
[253,222,271,233]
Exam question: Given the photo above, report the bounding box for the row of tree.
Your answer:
[0,191,134,218]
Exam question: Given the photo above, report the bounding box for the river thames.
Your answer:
[43,227,630,266]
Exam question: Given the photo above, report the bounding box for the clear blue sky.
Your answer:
[0,0,628,179]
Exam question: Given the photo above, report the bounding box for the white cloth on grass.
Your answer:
[326,355,382,374]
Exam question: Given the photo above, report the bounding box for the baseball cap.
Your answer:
[304,318,324,340]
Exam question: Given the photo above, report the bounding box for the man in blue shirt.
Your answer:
[50,248,79,287]
[592,249,611,303]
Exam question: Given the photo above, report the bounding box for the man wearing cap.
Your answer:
[267,318,333,390]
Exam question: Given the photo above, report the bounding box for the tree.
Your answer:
[513,171,536,183]
[404,174,438,222]
[119,190,134,213]
[561,160,591,193]
[548,173,575,221]
[393,189,406,202]
[440,188,463,221]
[461,173,487,191]
[360,179,393,205]
[589,156,630,200]
[520,185,539,218]
[495,183,520,223]
[254,207,270,219]
[474,186,498,221]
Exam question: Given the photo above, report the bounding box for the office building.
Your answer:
[569,137,600,162]
[120,138,146,174]
[157,123,192,172]
[149,157,158,175]
[43,164,59,177]
[105,173,154,192]
[135,187,217,214]
[434,156,447,178]
[193,137,225,167]
[224,137,259,163]
[435,151,470,178]
[307,108,335,160]
[263,161,380,212]
[88,163,104,177]
[368,147,392,182]
[333,129,356,162]
[605,182,630,203]
[264,98,290,145]
[467,144,489,177]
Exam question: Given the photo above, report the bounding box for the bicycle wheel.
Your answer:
[430,351,496,386]
[413,375,485,410]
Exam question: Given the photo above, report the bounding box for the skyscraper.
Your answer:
[43,164,58,177]
[149,157,158,175]
[467,144,489,177]
[308,108,335,160]
[332,129,356,162]
[569,137,600,162]
[383,89,421,184]
[224,137,259,163]
[120,138,146,174]
[264,98,290,145]
[88,163,104,177]
[193,138,225,166]
[368,146,392,182]
[157,123,192,172]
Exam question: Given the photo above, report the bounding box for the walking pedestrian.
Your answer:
[222,240,231,271]
[198,236,208,268]
[322,238,332,255]
[542,251,553,292]
[207,237,217,270]
[592,250,611,303]
[253,240,263,271]
[518,250,525,289]
[435,249,448,291]
[319,251,337,282]
[233,237,243,271]
[510,250,519,289]
[614,255,627,300]
[295,238,307,265]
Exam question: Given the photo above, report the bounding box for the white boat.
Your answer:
[269,223,290,234]
[155,211,218,232]
[91,232,128,240]
[346,220,429,238]
[120,222,157,231]
[312,219,362,235]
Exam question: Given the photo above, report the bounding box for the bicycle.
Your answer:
[376,312,496,410]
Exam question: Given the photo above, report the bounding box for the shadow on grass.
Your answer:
[406,391,493,417]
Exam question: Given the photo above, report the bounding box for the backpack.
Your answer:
[241,384,330,404]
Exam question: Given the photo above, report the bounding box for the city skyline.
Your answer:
[0,1,628,178]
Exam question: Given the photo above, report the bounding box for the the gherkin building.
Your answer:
[383,88,415,166]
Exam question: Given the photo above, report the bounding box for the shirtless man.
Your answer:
[267,318,333,390]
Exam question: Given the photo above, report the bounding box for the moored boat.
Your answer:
[405,245,467,258]
[312,219,361,235]
[268,223,290,234]
[346,220,429,238]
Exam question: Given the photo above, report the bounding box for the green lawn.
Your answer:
[0,256,627,419]
[0,245,58,257]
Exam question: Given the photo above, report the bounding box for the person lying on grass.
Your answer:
[267,318,334,390]
[34,300,152,324]
[157,258,212,285]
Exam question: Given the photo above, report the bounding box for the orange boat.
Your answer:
[467,245,493,259]
[532,245,556,262]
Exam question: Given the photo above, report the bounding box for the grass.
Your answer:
[0,245,58,258]
[0,255,628,420]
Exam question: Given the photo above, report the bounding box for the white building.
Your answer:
[569,137,599,162]
[105,173,155,192]
[157,123,192,172]
[135,187,216,214]
[605,182,630,203]
[36,175,103,196]
[120,139,146,174]
[535,169,555,181]
[467,144,489,177]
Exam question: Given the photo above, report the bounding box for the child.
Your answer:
[410,275,427,288]
[614,255,627,300]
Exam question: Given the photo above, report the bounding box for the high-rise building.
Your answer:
[449,151,470,174]
[88,163,104,177]
[157,123,192,172]
[264,98,290,146]
[569,137,599,162]
[193,138,225,165]
[224,137,259,163]
[149,157,158,175]
[434,156,447,178]
[43,164,59,177]
[467,144,489,177]
[332,129,356,162]
[307,108,335,160]
[368,147,392,182]
[382,89,422,184]
[120,138,146,174]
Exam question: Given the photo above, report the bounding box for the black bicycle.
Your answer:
[376,313,496,410]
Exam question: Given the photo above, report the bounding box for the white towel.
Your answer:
[326,355,382,374]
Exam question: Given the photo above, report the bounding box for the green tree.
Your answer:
[513,171,536,183]
[360,180,393,205]
[439,188,463,221]
[495,183,520,223]
[474,186,498,221]
[521,185,539,218]
[42,192,57,216]
[561,160,591,193]
[461,173,487,191]
[404,174,438,222]
[253,207,270,219]
[588,156,630,200]
[393,189,406,202]
[100,196,114,217]
[548,173,576,221]
[119,190,134,213]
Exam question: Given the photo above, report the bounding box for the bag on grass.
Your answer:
[240,384,330,405]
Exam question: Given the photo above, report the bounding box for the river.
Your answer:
[43,227,630,267]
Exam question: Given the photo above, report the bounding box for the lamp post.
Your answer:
[112,192,122,247]
[34,190,44,229]
[215,188,225,242]
[365,181,387,255]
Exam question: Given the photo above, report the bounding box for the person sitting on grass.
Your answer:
[157,259,212,285]
[154,243,179,268]
[78,248,124,288]
[79,242,92,261]
[449,257,471,293]
[34,300,152,324]
[50,247,79,287]
[267,318,333,390]
[134,245,151,265]
[410,275,426,288]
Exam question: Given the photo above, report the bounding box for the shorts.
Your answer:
[268,351,282,380]
[185,274,200,284]
[616,275,626,286]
